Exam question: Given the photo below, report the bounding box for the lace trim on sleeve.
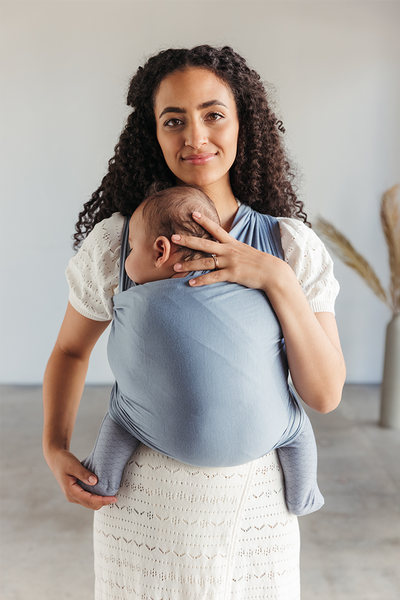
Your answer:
[278,217,340,315]
[66,213,125,321]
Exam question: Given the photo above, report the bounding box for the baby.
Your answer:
[79,186,324,516]
[125,185,219,283]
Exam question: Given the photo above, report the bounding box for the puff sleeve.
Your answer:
[278,217,340,314]
[65,212,125,321]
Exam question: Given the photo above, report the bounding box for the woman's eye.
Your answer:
[206,112,224,122]
[164,118,184,128]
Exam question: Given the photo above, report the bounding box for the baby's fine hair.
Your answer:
[141,186,220,262]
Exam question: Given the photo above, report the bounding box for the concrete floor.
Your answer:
[1,384,399,600]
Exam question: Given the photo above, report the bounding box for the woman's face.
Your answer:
[154,68,239,194]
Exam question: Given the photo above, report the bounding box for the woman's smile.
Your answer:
[182,152,217,165]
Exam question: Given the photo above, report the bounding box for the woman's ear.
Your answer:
[154,236,172,268]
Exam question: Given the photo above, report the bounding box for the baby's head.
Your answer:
[125,186,220,284]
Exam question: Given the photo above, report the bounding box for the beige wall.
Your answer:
[1,0,399,383]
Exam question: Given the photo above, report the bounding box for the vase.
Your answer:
[379,313,400,429]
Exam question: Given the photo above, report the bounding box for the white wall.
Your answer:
[1,0,399,383]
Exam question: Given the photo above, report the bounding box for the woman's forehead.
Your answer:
[154,67,235,110]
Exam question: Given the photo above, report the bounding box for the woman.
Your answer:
[43,45,346,599]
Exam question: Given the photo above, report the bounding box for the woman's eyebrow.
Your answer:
[158,100,228,119]
[198,100,228,110]
[159,106,185,118]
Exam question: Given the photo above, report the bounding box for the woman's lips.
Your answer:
[182,153,216,165]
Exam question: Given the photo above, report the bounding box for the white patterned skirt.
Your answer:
[94,445,300,599]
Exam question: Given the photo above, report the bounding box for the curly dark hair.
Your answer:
[73,45,308,250]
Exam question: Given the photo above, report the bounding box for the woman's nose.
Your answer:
[184,120,208,149]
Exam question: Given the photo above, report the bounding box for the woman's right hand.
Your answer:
[45,445,117,510]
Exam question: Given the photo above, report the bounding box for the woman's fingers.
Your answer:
[174,254,221,275]
[172,233,221,255]
[171,212,232,275]
[50,448,117,510]
[172,211,273,290]
[172,212,232,250]
[188,269,225,287]
[72,457,98,486]
[68,478,117,510]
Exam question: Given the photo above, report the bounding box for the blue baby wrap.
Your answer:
[107,204,304,467]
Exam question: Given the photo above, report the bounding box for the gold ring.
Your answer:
[211,254,219,270]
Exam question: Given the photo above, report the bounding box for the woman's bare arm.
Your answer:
[260,263,345,412]
[43,302,116,510]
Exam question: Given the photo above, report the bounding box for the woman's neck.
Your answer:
[216,200,239,232]
[200,184,239,232]
[176,178,238,231]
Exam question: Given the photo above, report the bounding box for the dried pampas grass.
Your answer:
[380,185,400,314]
[315,184,400,315]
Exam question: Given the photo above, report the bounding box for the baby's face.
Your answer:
[125,205,156,284]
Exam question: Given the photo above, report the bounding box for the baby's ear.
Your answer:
[154,236,172,267]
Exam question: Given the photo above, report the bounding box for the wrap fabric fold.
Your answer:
[107,204,305,468]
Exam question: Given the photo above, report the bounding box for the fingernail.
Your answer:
[189,279,197,286]
[88,476,96,484]
[174,263,182,271]
[171,234,181,241]
[193,212,202,218]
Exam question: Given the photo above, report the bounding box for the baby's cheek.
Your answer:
[125,257,133,279]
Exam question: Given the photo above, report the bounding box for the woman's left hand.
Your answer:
[172,212,283,291]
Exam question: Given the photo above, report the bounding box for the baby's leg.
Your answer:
[78,412,140,496]
[277,414,325,516]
